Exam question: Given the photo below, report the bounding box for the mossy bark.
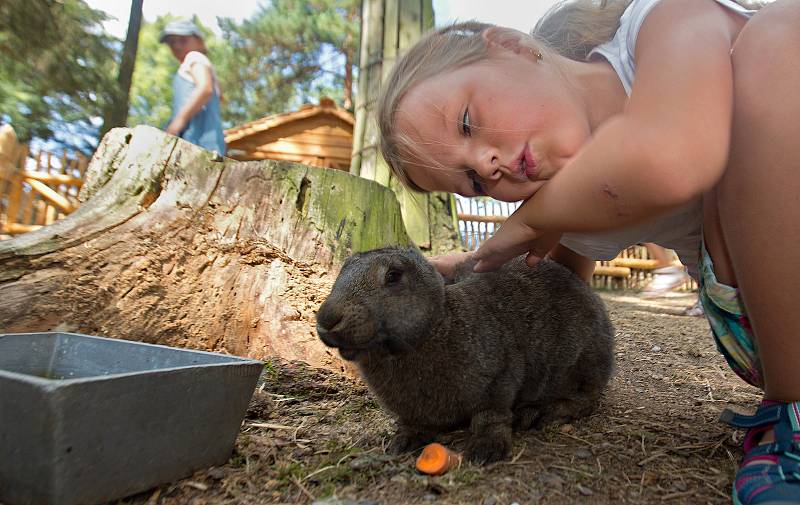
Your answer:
[0,126,410,372]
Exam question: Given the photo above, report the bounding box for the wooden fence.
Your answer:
[0,144,88,238]
[455,196,696,291]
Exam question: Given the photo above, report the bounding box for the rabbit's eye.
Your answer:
[385,268,403,285]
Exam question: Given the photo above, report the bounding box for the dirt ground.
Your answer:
[118,290,761,505]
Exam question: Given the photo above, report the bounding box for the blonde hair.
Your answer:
[534,0,632,61]
[377,22,493,191]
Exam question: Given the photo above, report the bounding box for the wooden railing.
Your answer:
[0,144,88,238]
[455,196,696,290]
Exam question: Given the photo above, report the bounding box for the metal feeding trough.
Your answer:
[0,332,263,505]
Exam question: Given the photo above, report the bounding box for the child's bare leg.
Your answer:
[643,243,671,268]
[713,0,800,401]
[642,243,686,296]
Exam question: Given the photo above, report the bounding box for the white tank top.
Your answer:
[559,0,755,279]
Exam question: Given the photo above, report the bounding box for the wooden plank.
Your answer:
[356,0,386,180]
[35,199,47,225]
[231,116,353,151]
[457,213,506,224]
[609,258,662,270]
[21,184,35,226]
[422,0,434,29]
[237,132,353,152]
[237,151,351,165]
[593,265,631,278]
[398,0,422,50]
[26,179,76,213]
[252,143,353,160]
[45,204,57,225]
[2,173,24,233]
[4,222,42,234]
[382,0,399,81]
[22,171,83,187]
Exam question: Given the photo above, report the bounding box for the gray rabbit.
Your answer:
[316,246,614,464]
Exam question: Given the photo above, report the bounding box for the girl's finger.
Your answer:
[525,253,544,268]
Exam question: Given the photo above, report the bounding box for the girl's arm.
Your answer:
[475,0,738,270]
[166,60,215,136]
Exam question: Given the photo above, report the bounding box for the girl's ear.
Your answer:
[482,26,543,61]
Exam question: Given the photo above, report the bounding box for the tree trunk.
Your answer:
[99,0,144,140]
[0,126,410,373]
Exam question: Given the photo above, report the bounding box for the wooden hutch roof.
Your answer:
[224,98,354,170]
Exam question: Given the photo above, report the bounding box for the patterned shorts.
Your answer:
[698,240,763,389]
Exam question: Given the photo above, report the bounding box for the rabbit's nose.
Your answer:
[317,327,341,348]
[316,306,343,332]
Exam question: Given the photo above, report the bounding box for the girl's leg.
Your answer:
[642,243,687,296]
[715,0,800,401]
[644,243,671,267]
[696,5,800,503]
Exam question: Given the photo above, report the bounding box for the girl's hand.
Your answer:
[473,213,562,272]
[166,116,187,136]
[427,251,475,278]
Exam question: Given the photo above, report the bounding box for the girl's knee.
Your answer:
[733,1,800,60]
[730,4,800,116]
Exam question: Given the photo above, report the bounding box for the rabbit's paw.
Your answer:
[387,427,434,455]
[465,434,511,464]
[533,397,599,429]
[512,405,543,431]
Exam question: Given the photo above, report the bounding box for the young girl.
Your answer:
[160,19,226,154]
[376,1,800,504]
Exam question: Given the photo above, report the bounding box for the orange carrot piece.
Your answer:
[415,443,462,476]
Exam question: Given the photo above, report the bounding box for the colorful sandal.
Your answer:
[721,400,800,505]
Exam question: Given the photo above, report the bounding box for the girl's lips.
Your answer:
[518,145,538,180]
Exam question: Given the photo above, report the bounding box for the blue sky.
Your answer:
[87,1,560,39]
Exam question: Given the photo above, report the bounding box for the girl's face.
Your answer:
[165,35,204,62]
[396,47,591,202]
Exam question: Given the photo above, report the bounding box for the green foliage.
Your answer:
[0,0,359,150]
[128,0,359,130]
[0,0,117,152]
[217,0,359,124]
[127,16,179,130]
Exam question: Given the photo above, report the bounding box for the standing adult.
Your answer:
[160,19,225,154]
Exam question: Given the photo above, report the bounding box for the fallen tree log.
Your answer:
[0,126,411,373]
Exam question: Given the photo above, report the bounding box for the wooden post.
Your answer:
[0,124,19,184]
[0,125,21,234]
[350,0,461,252]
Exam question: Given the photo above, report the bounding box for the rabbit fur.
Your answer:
[316,246,614,464]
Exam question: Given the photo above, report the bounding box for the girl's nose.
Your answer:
[473,148,503,180]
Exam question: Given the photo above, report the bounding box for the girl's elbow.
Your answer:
[642,140,728,206]
[684,149,728,199]
[654,159,726,206]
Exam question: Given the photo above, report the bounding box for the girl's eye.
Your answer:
[461,107,472,136]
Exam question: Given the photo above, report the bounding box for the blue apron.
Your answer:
[171,71,226,154]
